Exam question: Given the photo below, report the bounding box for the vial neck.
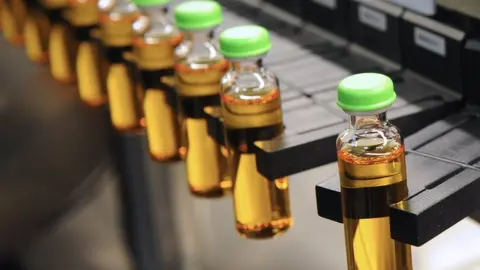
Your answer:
[348,112,387,130]
[140,6,168,24]
[183,29,215,43]
[230,58,263,72]
[112,0,134,9]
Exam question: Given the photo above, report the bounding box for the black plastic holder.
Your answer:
[208,0,463,181]
[315,109,480,246]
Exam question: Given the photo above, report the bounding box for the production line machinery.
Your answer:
[0,0,480,269]
[212,0,480,252]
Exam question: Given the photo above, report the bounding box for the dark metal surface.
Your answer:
[0,37,109,255]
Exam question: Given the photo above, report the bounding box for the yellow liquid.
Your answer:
[24,10,50,63]
[0,0,3,29]
[143,88,180,161]
[107,63,143,132]
[338,145,412,270]
[134,36,182,161]
[231,152,292,239]
[222,90,292,239]
[2,0,26,45]
[102,13,142,132]
[49,23,76,83]
[77,41,107,107]
[176,59,230,197]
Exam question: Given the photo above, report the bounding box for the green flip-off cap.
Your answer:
[174,0,223,30]
[337,73,396,112]
[132,0,171,7]
[219,25,272,58]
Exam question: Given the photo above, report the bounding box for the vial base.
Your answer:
[236,217,292,239]
[184,118,230,198]
[232,153,292,240]
[106,63,144,133]
[0,0,3,29]
[77,41,107,107]
[148,151,181,163]
[49,24,76,84]
[144,89,182,163]
[24,12,49,64]
[2,5,23,45]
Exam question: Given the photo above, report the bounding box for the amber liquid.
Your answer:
[2,0,27,45]
[49,23,77,83]
[103,13,143,132]
[222,89,292,239]
[176,59,230,197]
[77,41,107,107]
[24,10,50,64]
[73,1,105,107]
[107,62,144,132]
[338,144,412,270]
[134,36,182,161]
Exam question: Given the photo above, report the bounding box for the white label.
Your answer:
[388,0,436,15]
[358,5,387,32]
[414,27,446,57]
[312,0,337,10]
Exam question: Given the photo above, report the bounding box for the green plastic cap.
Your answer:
[132,0,170,7]
[174,1,223,30]
[219,25,272,58]
[337,73,396,112]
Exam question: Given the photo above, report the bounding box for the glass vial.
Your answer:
[99,0,142,131]
[2,0,27,45]
[132,0,182,161]
[46,0,76,83]
[219,25,292,239]
[174,0,230,197]
[336,73,413,270]
[24,8,50,64]
[68,0,107,107]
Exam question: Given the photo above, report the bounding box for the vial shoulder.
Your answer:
[132,15,149,35]
[98,0,137,16]
[336,121,403,153]
[221,69,278,92]
[175,41,223,64]
[133,17,177,39]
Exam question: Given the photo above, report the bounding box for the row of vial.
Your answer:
[1,0,292,239]
[1,0,413,268]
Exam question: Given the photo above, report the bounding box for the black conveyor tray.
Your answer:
[208,0,462,180]
[315,110,480,246]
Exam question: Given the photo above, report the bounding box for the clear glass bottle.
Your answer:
[99,0,142,131]
[336,73,412,270]
[24,6,51,64]
[2,0,27,45]
[132,0,183,161]
[174,0,230,197]
[68,0,106,107]
[47,0,76,83]
[219,25,292,239]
